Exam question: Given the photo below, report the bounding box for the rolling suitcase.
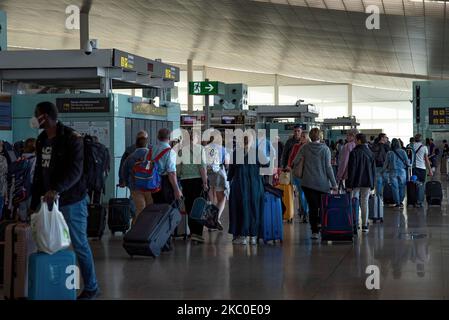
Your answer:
[383,183,395,205]
[369,194,384,223]
[87,192,106,240]
[123,203,181,257]
[276,184,295,223]
[108,186,132,235]
[28,250,77,300]
[3,223,37,299]
[173,205,190,240]
[320,193,354,242]
[0,220,16,285]
[407,181,425,207]
[261,191,283,244]
[425,180,443,206]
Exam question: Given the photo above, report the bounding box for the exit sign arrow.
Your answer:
[189,81,225,96]
[206,83,214,92]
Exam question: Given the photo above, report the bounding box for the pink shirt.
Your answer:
[337,141,356,181]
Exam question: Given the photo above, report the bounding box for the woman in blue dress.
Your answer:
[228,134,268,245]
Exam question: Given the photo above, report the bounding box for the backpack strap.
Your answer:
[154,147,171,162]
[145,147,154,162]
[393,149,409,168]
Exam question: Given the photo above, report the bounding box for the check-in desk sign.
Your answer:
[132,103,167,116]
[56,98,110,113]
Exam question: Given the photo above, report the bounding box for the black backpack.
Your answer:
[370,143,387,167]
[83,135,110,194]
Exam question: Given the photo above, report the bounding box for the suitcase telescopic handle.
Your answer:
[116,184,129,198]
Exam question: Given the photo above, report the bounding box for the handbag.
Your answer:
[293,157,305,179]
[190,191,220,229]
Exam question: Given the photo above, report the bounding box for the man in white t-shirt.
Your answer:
[412,134,433,185]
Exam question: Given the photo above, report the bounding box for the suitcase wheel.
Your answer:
[380,219,384,223]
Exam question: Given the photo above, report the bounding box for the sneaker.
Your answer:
[302,216,309,224]
[232,237,248,245]
[311,233,320,240]
[399,203,404,209]
[362,226,369,233]
[191,234,205,243]
[216,221,224,231]
[77,288,100,300]
[394,204,403,209]
[250,237,258,245]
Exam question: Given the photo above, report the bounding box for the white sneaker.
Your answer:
[232,237,248,245]
[250,237,258,245]
[311,233,320,240]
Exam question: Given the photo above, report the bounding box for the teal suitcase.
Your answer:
[28,250,77,300]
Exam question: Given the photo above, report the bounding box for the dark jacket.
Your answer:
[281,136,300,168]
[346,144,376,190]
[31,122,86,210]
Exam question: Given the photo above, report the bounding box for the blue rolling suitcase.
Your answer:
[321,193,354,242]
[261,192,284,244]
[28,250,77,300]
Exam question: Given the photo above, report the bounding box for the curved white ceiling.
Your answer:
[1,0,448,91]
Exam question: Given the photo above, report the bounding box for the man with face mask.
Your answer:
[119,130,149,187]
[29,101,99,300]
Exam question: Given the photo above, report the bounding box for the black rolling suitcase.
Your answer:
[108,186,132,235]
[87,192,106,240]
[123,203,181,257]
[407,168,425,207]
[425,180,443,206]
[383,182,395,205]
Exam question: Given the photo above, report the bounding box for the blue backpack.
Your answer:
[132,147,171,193]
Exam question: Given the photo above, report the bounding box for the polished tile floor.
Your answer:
[89,178,449,300]
[2,179,448,300]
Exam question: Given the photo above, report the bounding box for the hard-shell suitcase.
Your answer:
[383,183,395,205]
[28,250,77,300]
[321,194,354,242]
[0,220,16,285]
[425,180,443,206]
[407,181,425,207]
[87,192,106,240]
[369,194,384,223]
[261,192,283,244]
[123,203,181,257]
[108,186,132,235]
[276,184,295,223]
[3,223,36,300]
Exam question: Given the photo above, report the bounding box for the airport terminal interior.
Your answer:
[0,0,449,301]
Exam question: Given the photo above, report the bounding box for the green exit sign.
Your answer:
[189,81,225,96]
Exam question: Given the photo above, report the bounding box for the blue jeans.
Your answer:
[375,167,385,198]
[60,196,98,292]
[389,170,406,205]
[293,177,309,216]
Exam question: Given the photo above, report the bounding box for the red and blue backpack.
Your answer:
[132,147,171,193]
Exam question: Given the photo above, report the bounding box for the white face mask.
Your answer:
[29,116,43,129]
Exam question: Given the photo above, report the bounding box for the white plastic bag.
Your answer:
[31,200,71,255]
